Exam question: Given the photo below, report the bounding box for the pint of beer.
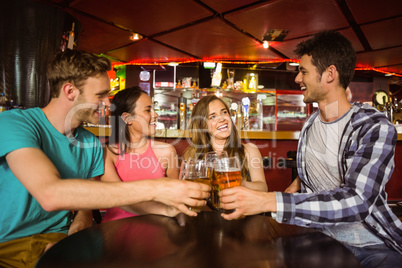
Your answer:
[215,169,242,190]
[179,159,212,212]
[204,151,228,209]
[213,156,242,212]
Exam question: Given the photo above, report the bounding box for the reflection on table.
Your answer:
[36,211,359,268]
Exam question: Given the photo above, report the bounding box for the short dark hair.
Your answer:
[46,49,111,97]
[294,30,356,89]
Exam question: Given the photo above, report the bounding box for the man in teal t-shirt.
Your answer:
[0,50,111,267]
[0,50,210,268]
[0,107,104,243]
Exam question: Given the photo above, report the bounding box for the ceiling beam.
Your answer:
[335,0,372,51]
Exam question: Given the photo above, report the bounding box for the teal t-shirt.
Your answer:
[0,108,104,243]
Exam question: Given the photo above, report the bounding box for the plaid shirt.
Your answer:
[274,103,402,254]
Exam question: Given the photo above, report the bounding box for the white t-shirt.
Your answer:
[306,108,383,247]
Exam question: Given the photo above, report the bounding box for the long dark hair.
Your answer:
[107,86,147,155]
[183,95,249,179]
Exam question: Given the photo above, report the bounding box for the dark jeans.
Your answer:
[345,244,402,268]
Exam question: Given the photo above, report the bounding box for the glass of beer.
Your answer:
[204,151,228,209]
[179,159,212,212]
[214,156,242,213]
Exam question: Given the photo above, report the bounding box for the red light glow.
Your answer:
[111,60,401,77]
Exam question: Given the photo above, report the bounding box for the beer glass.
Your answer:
[204,151,228,209]
[179,159,212,212]
[214,156,242,212]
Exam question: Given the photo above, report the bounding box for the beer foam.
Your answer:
[215,168,241,172]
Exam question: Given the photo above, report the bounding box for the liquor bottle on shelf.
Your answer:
[177,93,187,130]
[177,80,182,88]
[222,81,227,89]
[242,97,250,130]
[230,102,238,125]
[67,23,75,50]
[256,94,266,131]
[236,102,243,130]
[211,63,222,88]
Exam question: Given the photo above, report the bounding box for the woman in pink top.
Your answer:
[100,87,179,222]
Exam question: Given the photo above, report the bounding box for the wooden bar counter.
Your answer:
[36,212,360,268]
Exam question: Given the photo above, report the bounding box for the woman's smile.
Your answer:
[217,123,229,131]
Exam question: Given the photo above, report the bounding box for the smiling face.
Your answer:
[295,55,326,104]
[207,99,232,141]
[73,73,111,125]
[127,93,158,137]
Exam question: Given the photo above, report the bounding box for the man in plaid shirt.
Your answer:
[220,31,402,267]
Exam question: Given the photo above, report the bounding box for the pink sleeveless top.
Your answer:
[102,140,166,222]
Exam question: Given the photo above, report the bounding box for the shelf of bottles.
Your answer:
[95,62,309,132]
[153,87,308,132]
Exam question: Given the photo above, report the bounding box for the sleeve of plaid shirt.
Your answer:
[273,115,397,228]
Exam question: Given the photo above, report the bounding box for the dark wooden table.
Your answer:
[36,211,360,268]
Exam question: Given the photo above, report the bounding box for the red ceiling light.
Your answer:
[355,67,402,77]
[112,59,300,67]
[111,60,401,77]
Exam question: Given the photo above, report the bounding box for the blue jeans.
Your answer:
[345,244,402,268]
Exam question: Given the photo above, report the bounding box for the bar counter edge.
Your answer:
[85,126,402,200]
[84,127,402,141]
